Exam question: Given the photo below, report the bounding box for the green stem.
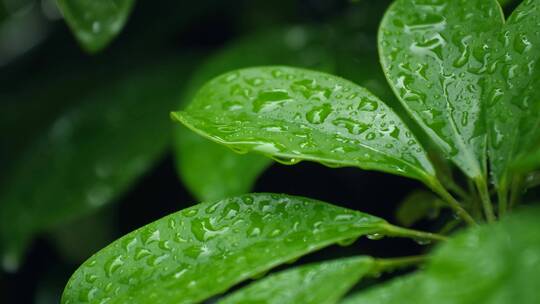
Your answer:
[431,180,477,226]
[497,187,508,218]
[382,223,449,242]
[475,178,496,223]
[446,180,470,201]
[374,255,426,273]
[438,217,461,235]
[509,175,524,210]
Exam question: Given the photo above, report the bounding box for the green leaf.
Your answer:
[484,0,540,191]
[379,0,504,180]
[175,130,271,202]
[219,256,374,304]
[343,205,540,304]
[498,0,514,6]
[395,190,443,227]
[56,0,135,53]
[0,56,195,271]
[62,193,388,304]
[175,26,334,201]
[172,66,437,188]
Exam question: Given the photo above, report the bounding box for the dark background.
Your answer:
[1,0,521,302]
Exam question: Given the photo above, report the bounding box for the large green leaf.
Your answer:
[484,0,540,192]
[220,256,374,304]
[62,193,389,304]
[379,0,504,180]
[172,66,438,188]
[56,0,135,53]
[175,26,334,201]
[343,206,540,304]
[0,56,194,270]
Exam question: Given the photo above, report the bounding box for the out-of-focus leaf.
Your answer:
[173,66,438,188]
[219,256,374,304]
[56,0,135,53]
[395,191,443,227]
[175,26,334,201]
[498,0,514,6]
[379,0,504,180]
[62,193,388,304]
[0,55,196,271]
[343,206,540,304]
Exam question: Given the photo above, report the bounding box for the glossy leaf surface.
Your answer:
[343,206,540,304]
[220,256,374,304]
[173,66,437,186]
[484,0,540,189]
[57,0,135,53]
[62,193,387,304]
[175,27,333,201]
[379,0,504,179]
[0,57,193,270]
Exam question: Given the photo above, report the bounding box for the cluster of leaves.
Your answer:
[2,0,540,303]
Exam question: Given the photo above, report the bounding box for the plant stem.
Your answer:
[475,178,496,223]
[437,217,461,235]
[382,223,449,242]
[374,255,426,272]
[509,175,524,210]
[431,180,477,226]
[497,187,508,218]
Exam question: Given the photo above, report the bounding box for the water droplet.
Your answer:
[305,103,332,124]
[367,233,385,240]
[253,90,292,113]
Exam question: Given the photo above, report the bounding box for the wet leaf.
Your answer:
[62,193,387,304]
[0,56,194,271]
[172,66,437,188]
[57,0,135,53]
[483,0,540,191]
[219,256,374,304]
[379,0,504,180]
[343,206,540,304]
[175,27,334,201]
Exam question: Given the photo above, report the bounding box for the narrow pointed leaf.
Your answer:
[0,57,194,270]
[379,0,504,179]
[173,66,437,187]
[62,193,388,304]
[220,256,374,304]
[57,0,135,53]
[484,0,540,189]
[175,27,334,201]
[343,206,540,304]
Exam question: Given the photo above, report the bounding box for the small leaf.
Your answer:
[220,256,374,304]
[379,0,504,180]
[0,56,195,271]
[62,193,387,304]
[395,191,443,227]
[173,66,437,188]
[175,26,334,201]
[56,0,135,53]
[343,206,540,304]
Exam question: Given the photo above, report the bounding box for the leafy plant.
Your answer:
[56,0,540,303]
